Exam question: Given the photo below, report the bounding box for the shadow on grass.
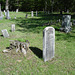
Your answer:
[30,47,42,58]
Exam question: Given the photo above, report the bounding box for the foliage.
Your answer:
[0,0,75,12]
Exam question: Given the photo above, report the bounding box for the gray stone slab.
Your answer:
[1,29,9,38]
[43,27,55,62]
[11,24,15,32]
[6,10,11,19]
[73,20,75,25]
[0,16,3,20]
[61,15,71,33]
[16,9,18,13]
[36,11,38,16]
[31,11,33,17]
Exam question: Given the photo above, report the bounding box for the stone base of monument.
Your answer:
[60,27,71,33]
[0,16,3,20]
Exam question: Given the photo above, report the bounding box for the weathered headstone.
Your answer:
[4,10,6,16]
[0,4,3,20]
[60,15,71,33]
[1,29,9,38]
[67,10,69,13]
[36,11,38,16]
[31,11,33,17]
[14,15,16,19]
[0,4,1,16]
[16,9,18,13]
[73,20,75,25]
[43,27,55,62]
[11,24,15,32]
[6,10,11,19]
[25,14,28,18]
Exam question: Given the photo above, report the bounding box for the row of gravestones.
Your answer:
[1,25,55,62]
[1,24,15,38]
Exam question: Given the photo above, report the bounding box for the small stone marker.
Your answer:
[43,27,55,62]
[6,10,11,19]
[16,9,18,13]
[1,29,9,38]
[36,11,38,16]
[73,20,75,25]
[25,14,28,18]
[11,24,15,32]
[14,15,16,19]
[0,4,1,16]
[31,11,33,17]
[0,4,3,20]
[4,10,6,16]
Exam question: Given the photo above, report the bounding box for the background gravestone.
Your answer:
[25,14,28,18]
[16,9,18,13]
[0,4,3,20]
[6,10,11,19]
[31,11,33,17]
[4,10,6,16]
[36,11,38,16]
[60,15,71,33]
[1,29,9,38]
[11,24,15,32]
[43,27,55,62]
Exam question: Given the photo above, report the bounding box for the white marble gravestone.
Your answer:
[36,11,38,16]
[4,10,6,16]
[16,9,18,13]
[31,11,33,17]
[6,10,11,19]
[1,29,9,38]
[11,24,15,32]
[43,27,55,62]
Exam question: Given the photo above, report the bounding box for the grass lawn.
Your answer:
[0,11,75,75]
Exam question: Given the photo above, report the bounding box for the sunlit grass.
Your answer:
[0,11,75,75]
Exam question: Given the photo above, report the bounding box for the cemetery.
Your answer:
[0,0,75,75]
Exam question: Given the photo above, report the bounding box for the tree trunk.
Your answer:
[6,0,9,10]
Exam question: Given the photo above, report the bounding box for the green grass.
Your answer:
[0,11,75,75]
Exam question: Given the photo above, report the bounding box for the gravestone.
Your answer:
[11,24,15,32]
[43,27,55,62]
[73,20,75,25]
[4,10,6,16]
[60,15,71,33]
[1,29,9,38]
[16,9,18,13]
[0,4,1,16]
[67,10,69,13]
[14,15,16,19]
[6,10,11,19]
[25,14,28,18]
[31,11,33,17]
[36,11,38,16]
[0,4,3,20]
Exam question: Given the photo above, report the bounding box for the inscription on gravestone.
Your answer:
[43,27,55,62]
[11,24,15,32]
[1,29,9,38]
